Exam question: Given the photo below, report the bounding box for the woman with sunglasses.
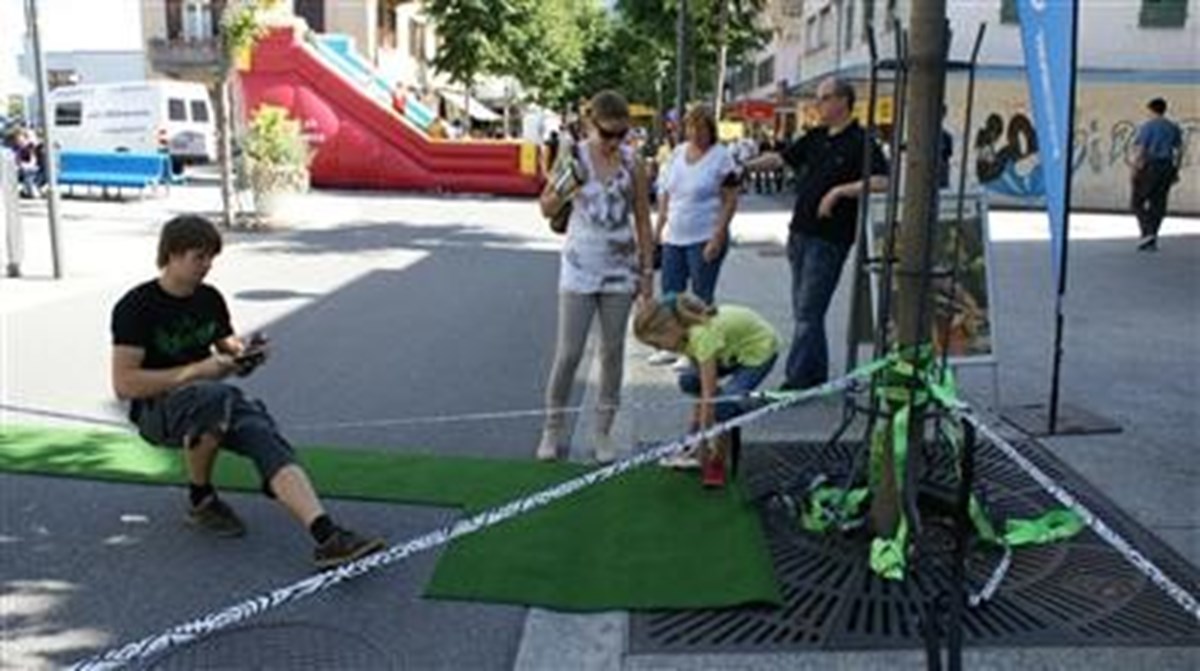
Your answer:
[648,105,741,367]
[536,90,655,463]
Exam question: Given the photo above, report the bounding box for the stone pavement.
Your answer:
[1,185,1197,669]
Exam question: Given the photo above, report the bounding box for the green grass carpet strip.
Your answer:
[0,425,781,611]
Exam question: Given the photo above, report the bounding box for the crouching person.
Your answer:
[633,293,779,487]
[110,215,384,569]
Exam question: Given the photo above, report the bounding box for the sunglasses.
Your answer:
[597,124,630,141]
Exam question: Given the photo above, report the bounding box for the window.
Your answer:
[863,0,875,39]
[168,99,187,121]
[756,56,776,88]
[408,18,427,60]
[47,69,78,89]
[55,102,82,126]
[737,65,754,93]
[182,0,215,41]
[294,0,325,32]
[818,6,832,48]
[378,0,399,49]
[805,16,819,52]
[1140,0,1188,27]
[1000,0,1018,24]
[190,100,210,122]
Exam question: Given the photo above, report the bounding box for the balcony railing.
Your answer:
[147,37,222,73]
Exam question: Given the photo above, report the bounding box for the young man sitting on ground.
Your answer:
[110,214,385,569]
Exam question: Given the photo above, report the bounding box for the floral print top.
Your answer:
[559,142,639,294]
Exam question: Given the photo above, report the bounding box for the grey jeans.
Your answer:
[542,291,635,442]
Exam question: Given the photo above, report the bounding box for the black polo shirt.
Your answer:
[782,121,888,248]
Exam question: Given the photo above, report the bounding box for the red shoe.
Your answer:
[701,450,726,488]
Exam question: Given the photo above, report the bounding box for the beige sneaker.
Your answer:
[593,433,618,464]
[535,433,561,461]
[659,446,702,470]
[647,350,679,366]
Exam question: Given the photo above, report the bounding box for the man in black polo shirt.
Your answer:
[745,77,888,389]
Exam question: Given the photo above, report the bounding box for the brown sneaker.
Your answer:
[313,528,386,570]
[186,496,246,538]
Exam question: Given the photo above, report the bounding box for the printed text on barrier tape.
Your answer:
[70,361,890,669]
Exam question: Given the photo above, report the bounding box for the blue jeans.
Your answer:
[785,231,850,389]
[661,241,726,304]
[678,353,778,422]
[17,167,39,197]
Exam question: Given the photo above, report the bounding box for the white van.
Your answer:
[48,81,215,169]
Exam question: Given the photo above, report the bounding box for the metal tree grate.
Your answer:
[630,439,1200,653]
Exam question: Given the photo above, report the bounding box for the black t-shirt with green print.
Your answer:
[111,280,234,370]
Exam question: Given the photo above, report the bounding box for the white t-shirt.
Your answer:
[663,142,737,246]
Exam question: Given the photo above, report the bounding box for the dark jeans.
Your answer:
[132,381,297,491]
[661,240,726,304]
[17,167,39,198]
[785,231,850,389]
[1131,160,1176,239]
[678,353,778,422]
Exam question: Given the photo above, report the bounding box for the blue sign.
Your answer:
[1016,0,1076,290]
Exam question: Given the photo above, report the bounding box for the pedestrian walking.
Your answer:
[1130,97,1183,251]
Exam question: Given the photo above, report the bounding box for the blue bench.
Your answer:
[58,151,171,197]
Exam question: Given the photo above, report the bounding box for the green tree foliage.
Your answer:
[424,0,766,112]
[423,0,528,93]
[594,0,768,106]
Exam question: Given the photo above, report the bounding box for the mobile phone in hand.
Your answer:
[234,332,269,377]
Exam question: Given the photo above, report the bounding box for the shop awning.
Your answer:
[726,99,777,122]
[443,91,502,122]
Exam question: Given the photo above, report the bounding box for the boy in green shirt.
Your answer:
[634,293,779,487]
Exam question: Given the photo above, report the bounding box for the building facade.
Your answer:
[140,1,463,113]
[728,0,805,140]
[140,0,388,83]
[732,0,1199,213]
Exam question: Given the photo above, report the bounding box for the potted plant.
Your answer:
[243,104,310,223]
[221,1,270,71]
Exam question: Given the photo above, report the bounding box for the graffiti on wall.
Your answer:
[974,111,1198,199]
[975,112,1044,197]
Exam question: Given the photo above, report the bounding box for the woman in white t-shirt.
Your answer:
[650,105,740,365]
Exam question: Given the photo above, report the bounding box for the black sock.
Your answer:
[309,514,337,545]
[189,483,215,507]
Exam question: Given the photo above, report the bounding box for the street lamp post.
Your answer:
[24,0,63,278]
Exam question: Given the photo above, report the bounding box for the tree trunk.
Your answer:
[868,0,949,536]
[713,0,729,119]
[214,77,236,229]
[463,81,472,135]
[674,0,689,141]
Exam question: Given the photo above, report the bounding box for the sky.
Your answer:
[1,0,142,92]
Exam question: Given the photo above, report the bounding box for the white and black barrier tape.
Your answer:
[70,370,872,670]
[957,410,1200,623]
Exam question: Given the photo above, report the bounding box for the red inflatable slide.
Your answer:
[239,27,543,196]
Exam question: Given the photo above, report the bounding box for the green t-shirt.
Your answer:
[684,305,779,368]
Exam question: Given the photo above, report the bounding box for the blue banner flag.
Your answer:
[1016,0,1077,291]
